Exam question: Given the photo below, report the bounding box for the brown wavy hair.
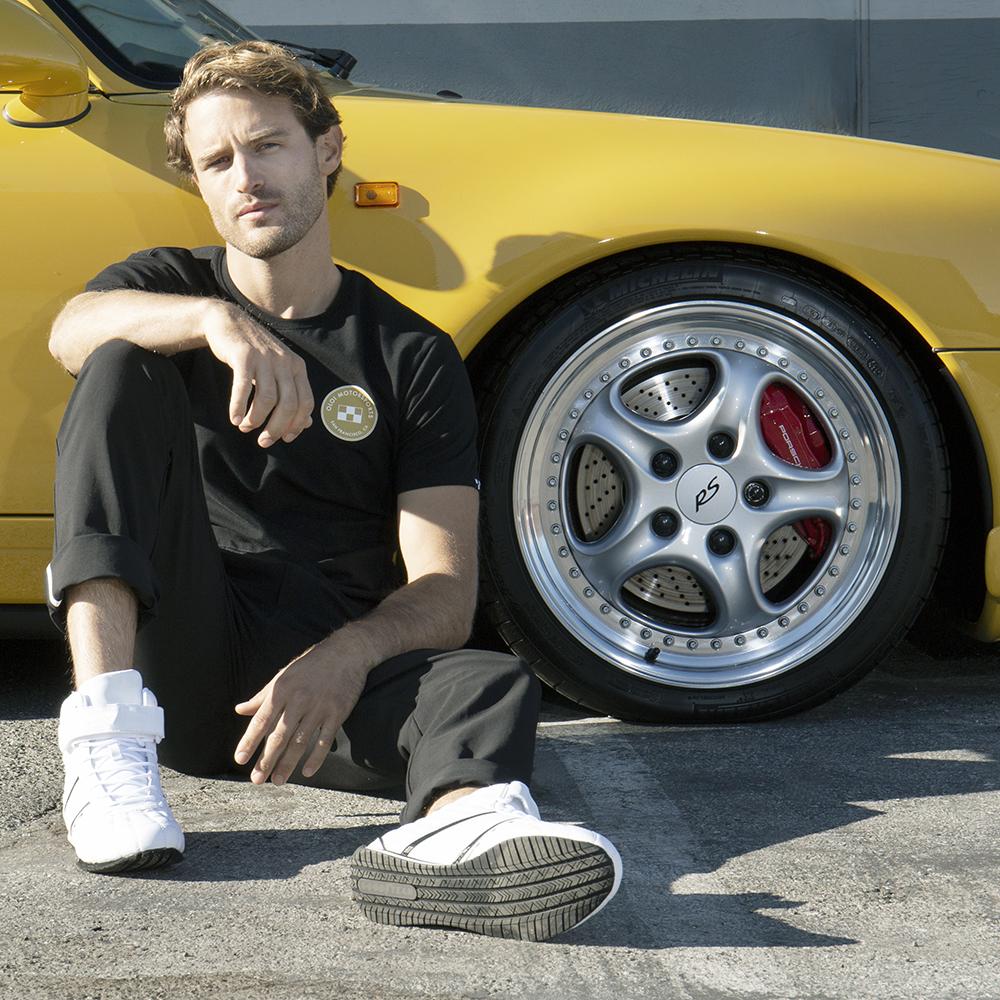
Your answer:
[164,40,343,197]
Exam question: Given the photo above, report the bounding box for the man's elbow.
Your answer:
[426,571,476,649]
[49,293,96,374]
[48,332,79,377]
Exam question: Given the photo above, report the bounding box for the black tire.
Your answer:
[477,246,949,722]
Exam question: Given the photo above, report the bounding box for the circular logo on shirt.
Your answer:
[320,385,378,442]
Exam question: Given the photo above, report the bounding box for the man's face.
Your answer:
[184,89,341,259]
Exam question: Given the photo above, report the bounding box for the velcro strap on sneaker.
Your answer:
[58,703,165,752]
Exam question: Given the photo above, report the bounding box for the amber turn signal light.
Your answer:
[354,182,399,207]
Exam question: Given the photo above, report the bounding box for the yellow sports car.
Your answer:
[4,0,1000,721]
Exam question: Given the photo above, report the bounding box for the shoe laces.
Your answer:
[76,735,163,809]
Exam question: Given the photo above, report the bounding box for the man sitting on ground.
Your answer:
[46,40,622,942]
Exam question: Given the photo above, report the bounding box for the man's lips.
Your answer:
[237,202,277,219]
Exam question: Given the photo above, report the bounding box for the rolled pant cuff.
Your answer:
[47,533,158,633]
[403,761,529,825]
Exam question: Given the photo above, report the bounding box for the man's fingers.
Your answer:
[284,366,315,443]
[234,702,276,765]
[234,685,266,717]
[258,712,317,786]
[251,717,295,783]
[229,371,254,426]
[259,368,300,448]
[242,372,278,433]
[300,723,337,778]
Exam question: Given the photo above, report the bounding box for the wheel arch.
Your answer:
[467,238,989,633]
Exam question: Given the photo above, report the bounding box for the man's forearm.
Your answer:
[320,573,477,677]
[49,290,214,376]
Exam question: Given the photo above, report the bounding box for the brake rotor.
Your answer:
[760,526,808,588]
[621,365,713,420]
[623,566,713,625]
[573,444,626,541]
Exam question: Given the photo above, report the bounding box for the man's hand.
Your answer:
[232,486,478,786]
[204,300,314,448]
[233,638,368,784]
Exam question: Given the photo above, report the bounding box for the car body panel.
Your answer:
[938,349,1000,635]
[3,0,1000,640]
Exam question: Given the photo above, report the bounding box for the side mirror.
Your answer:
[1,0,90,127]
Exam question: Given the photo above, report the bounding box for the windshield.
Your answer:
[48,0,260,87]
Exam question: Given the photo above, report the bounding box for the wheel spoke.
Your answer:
[683,350,772,447]
[571,384,678,475]
[762,461,849,534]
[735,454,850,539]
[574,508,665,597]
[695,536,775,633]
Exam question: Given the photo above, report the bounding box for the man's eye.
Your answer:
[258,142,279,151]
[207,156,229,169]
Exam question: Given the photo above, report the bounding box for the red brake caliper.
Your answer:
[759,384,832,559]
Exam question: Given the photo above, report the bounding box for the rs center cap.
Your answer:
[676,464,738,525]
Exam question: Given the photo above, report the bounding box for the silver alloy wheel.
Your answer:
[513,300,901,689]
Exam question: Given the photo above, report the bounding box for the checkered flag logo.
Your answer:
[337,404,364,425]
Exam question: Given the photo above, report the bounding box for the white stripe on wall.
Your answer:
[215,0,1000,26]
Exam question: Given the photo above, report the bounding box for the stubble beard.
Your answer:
[213,170,326,260]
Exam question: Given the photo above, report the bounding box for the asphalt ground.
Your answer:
[0,635,998,1000]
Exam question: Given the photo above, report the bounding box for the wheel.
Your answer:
[478,247,949,721]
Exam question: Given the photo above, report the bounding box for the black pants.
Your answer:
[47,340,540,823]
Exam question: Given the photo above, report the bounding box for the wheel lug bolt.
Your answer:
[743,480,770,507]
[652,510,679,537]
[708,528,735,555]
[651,450,678,478]
[708,432,735,459]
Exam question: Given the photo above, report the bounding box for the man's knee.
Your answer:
[434,649,541,714]
[507,655,542,712]
[486,652,540,702]
[80,338,162,375]
[75,340,185,405]
[61,340,190,442]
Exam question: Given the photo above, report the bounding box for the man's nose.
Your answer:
[232,151,262,192]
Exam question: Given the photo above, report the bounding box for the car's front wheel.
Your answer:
[478,248,949,721]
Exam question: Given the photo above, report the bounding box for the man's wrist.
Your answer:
[200,297,234,348]
[317,621,385,678]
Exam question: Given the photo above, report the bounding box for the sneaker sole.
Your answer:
[350,835,616,942]
[78,847,183,875]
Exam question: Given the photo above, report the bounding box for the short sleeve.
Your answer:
[85,247,219,297]
[82,247,218,382]
[395,331,479,494]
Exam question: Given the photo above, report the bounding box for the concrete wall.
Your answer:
[214,1,1000,160]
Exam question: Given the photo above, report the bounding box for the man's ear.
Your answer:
[316,124,343,179]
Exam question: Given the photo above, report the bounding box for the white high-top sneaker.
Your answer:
[59,669,184,873]
[351,781,622,941]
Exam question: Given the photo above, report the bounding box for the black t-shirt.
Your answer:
[85,246,479,619]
